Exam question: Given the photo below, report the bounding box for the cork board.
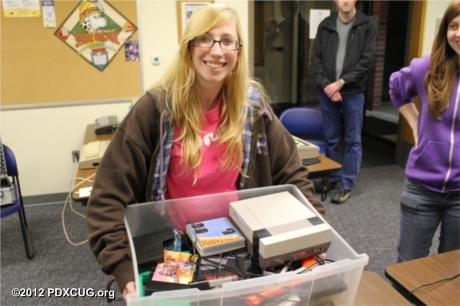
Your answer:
[0,0,141,106]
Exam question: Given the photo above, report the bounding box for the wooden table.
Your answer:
[385,250,460,305]
[305,155,342,200]
[354,271,411,305]
[305,155,342,180]
[71,124,113,203]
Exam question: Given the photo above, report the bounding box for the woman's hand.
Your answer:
[412,128,419,148]
[398,103,419,147]
[122,281,136,302]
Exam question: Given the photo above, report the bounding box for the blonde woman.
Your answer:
[389,0,460,264]
[86,4,325,300]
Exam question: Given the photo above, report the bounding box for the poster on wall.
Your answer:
[309,9,330,39]
[42,0,57,27]
[125,40,139,61]
[2,0,41,17]
[55,0,137,71]
[177,1,213,41]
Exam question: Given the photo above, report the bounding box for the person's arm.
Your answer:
[86,95,159,295]
[389,57,423,147]
[340,17,377,84]
[398,103,419,147]
[311,23,331,91]
[86,128,146,295]
[122,281,136,302]
[311,20,344,98]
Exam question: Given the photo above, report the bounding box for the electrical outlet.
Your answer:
[72,150,80,163]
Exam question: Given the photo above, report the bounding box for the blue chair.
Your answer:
[279,107,327,155]
[1,145,34,259]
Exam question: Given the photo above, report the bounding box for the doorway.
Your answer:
[253,1,413,150]
[363,1,411,145]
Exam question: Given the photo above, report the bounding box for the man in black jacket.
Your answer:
[311,0,376,204]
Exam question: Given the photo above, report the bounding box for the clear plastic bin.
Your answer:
[125,185,368,305]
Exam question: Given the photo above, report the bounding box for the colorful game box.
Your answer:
[152,250,195,284]
[186,217,246,256]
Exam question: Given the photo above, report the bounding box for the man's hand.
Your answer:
[324,80,344,98]
[330,92,342,102]
[122,281,136,302]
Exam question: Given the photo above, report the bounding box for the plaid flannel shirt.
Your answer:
[151,86,265,201]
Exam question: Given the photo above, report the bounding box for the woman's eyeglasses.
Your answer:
[191,36,242,51]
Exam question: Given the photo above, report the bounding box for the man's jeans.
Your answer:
[318,91,364,190]
[397,179,460,263]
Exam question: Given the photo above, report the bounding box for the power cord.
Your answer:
[62,174,95,246]
[297,257,335,274]
[408,273,460,297]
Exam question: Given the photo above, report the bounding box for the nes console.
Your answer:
[229,191,331,269]
[293,136,319,160]
[78,140,110,169]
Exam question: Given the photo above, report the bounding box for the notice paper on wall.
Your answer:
[42,0,56,28]
[2,0,41,17]
[309,9,330,39]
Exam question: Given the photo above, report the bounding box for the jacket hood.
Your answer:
[146,86,169,113]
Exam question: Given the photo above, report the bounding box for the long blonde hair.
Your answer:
[153,4,251,179]
[425,0,460,119]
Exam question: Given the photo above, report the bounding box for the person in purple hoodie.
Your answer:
[389,0,460,263]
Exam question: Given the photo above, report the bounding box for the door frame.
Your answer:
[395,0,425,166]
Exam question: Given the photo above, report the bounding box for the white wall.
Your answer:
[1,102,132,196]
[422,0,451,56]
[137,0,249,92]
[1,0,249,197]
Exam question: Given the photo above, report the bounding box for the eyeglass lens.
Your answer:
[194,37,240,50]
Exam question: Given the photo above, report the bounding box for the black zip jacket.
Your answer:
[311,11,376,93]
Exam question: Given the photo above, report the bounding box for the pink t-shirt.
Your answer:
[166,100,240,200]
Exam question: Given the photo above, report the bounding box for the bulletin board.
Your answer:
[1,0,141,106]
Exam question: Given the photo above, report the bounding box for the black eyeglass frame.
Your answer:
[191,36,243,51]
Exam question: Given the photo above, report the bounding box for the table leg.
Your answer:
[321,177,327,201]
